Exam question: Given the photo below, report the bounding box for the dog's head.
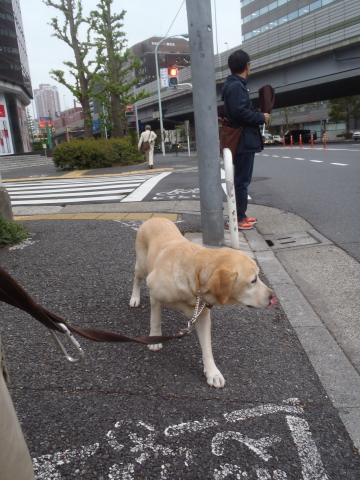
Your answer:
[199,250,276,309]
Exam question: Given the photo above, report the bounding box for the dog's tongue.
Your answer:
[266,296,277,309]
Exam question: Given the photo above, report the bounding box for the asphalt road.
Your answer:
[250,144,360,261]
[1,218,360,479]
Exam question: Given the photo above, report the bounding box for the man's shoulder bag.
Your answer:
[219,117,242,162]
[141,131,151,151]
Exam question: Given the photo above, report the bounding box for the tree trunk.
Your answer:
[110,92,124,138]
[66,0,93,138]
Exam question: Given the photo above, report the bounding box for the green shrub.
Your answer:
[52,137,143,170]
[107,137,143,166]
[0,217,30,248]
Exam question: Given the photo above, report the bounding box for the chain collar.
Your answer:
[180,291,212,335]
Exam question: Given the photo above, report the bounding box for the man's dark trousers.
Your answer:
[234,152,255,222]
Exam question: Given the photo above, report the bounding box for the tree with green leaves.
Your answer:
[26,109,35,145]
[328,96,360,138]
[89,0,148,138]
[44,0,103,138]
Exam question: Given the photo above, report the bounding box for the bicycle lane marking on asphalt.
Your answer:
[32,398,329,480]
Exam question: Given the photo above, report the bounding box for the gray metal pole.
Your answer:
[186,0,224,246]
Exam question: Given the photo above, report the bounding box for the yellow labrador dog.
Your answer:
[129,218,276,388]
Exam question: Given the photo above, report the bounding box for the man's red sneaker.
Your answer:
[245,217,257,224]
[226,220,254,230]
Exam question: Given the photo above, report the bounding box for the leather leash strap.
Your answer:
[0,266,189,345]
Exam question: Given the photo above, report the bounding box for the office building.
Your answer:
[0,0,32,154]
[33,84,61,120]
[241,0,339,41]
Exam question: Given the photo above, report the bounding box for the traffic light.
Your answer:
[168,67,179,87]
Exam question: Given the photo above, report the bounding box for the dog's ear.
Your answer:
[207,268,238,305]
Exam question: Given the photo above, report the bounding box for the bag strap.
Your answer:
[0,266,190,345]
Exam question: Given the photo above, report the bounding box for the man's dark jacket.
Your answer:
[221,75,265,153]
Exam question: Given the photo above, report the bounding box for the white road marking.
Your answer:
[310,160,323,163]
[12,195,126,205]
[224,403,303,422]
[122,171,171,202]
[31,400,330,479]
[33,443,99,479]
[295,158,305,160]
[9,238,37,250]
[286,416,329,480]
[331,163,348,166]
[165,419,219,437]
[212,431,281,461]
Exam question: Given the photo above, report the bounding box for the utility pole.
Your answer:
[186,0,224,246]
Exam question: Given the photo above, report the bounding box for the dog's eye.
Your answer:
[251,276,257,284]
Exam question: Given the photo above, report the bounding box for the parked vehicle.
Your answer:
[353,131,360,140]
[283,130,317,144]
[272,135,283,145]
[168,143,183,152]
[262,134,275,145]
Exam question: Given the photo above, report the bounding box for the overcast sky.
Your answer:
[21,0,242,112]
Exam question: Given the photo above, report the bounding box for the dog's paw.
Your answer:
[129,296,140,307]
[148,343,163,352]
[205,370,226,389]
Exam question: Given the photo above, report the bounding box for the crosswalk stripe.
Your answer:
[7,183,142,194]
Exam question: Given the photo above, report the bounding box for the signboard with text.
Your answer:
[160,68,168,87]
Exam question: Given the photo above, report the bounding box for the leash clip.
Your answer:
[50,323,85,364]
[187,291,207,331]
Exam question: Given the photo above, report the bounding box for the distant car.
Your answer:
[262,134,274,145]
[283,129,317,144]
[169,143,183,152]
[272,135,283,144]
[353,131,360,141]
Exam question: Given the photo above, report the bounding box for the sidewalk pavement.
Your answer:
[10,195,360,454]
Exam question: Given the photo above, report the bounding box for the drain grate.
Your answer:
[263,230,332,250]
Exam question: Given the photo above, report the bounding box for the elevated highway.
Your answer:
[135,0,360,129]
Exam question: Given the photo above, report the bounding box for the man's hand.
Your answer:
[263,113,270,123]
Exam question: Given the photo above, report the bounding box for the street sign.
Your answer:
[126,104,134,111]
[160,68,168,87]
[184,120,190,135]
[92,119,101,132]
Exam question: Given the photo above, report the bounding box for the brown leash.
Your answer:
[0,266,194,349]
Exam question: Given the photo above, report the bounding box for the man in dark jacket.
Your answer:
[222,49,270,230]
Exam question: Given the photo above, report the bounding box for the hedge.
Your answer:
[52,137,143,170]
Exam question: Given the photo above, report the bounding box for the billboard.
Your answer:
[39,117,53,129]
[0,92,14,155]
[17,99,31,152]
